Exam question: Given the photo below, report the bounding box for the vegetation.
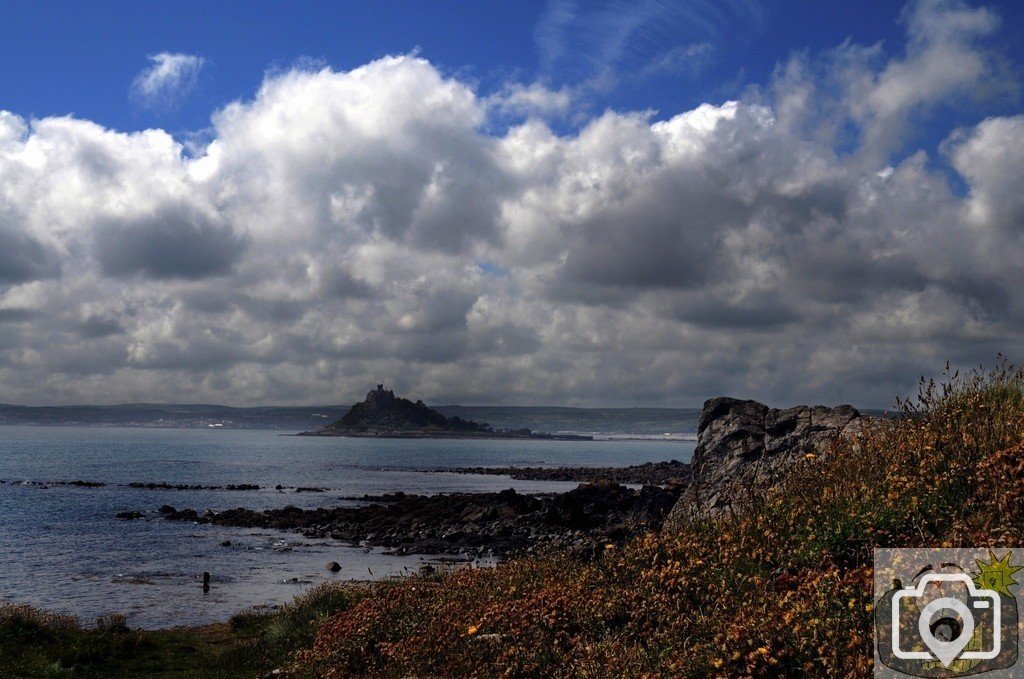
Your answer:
[294,362,1024,677]
[4,362,1023,677]
[0,584,366,678]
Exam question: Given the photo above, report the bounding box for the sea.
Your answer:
[0,426,695,628]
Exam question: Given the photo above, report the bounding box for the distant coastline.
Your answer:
[296,429,594,441]
[0,401,700,435]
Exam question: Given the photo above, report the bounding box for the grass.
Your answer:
[0,583,366,678]
[6,361,1024,677]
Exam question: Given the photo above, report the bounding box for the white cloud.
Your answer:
[488,82,572,119]
[0,5,1020,409]
[130,52,205,110]
[947,115,1024,236]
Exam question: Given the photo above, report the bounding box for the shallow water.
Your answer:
[0,426,693,628]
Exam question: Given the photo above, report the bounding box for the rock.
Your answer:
[300,384,591,440]
[665,397,864,524]
[316,384,492,435]
[440,460,691,485]
[115,510,144,520]
[164,508,203,523]
[159,482,683,558]
[221,540,232,547]
[158,504,176,514]
[326,561,342,572]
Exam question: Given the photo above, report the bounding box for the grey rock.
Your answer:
[666,397,864,526]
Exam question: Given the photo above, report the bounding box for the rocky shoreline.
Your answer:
[107,397,867,561]
[439,460,690,485]
[154,481,684,558]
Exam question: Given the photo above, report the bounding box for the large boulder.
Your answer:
[666,397,863,525]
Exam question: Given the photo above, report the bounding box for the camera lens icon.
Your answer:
[892,574,1001,668]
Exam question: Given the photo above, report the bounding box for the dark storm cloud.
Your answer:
[667,294,803,330]
[0,228,60,285]
[558,173,739,292]
[94,205,244,280]
[76,315,125,338]
[0,307,38,323]
[318,267,374,300]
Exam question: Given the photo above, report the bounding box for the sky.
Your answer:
[0,0,1022,408]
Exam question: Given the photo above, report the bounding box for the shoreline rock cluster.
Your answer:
[128,482,261,491]
[111,396,867,558]
[440,460,690,485]
[0,479,106,488]
[157,482,684,558]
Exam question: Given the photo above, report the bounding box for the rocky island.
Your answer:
[300,385,592,440]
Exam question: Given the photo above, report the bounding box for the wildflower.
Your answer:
[467,625,479,636]
[804,453,816,460]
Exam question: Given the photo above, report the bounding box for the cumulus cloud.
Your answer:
[130,52,205,110]
[947,115,1024,235]
[488,82,573,119]
[0,2,1020,408]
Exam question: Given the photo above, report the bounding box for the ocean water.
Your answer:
[0,426,694,628]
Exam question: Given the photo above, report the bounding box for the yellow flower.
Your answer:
[804,453,816,460]
[466,625,479,636]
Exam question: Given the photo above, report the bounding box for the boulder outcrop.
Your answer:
[665,397,864,525]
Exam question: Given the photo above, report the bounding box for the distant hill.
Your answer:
[0,401,703,434]
[0,403,347,430]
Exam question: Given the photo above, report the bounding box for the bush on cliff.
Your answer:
[292,362,1024,677]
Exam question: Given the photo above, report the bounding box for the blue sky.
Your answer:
[0,1,1023,408]
[3,0,1020,142]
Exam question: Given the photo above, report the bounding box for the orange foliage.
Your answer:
[290,362,1024,678]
